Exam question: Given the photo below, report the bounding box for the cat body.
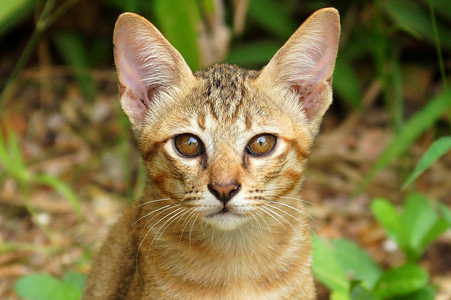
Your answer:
[83,8,340,300]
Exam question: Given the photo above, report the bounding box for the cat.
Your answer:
[83,7,340,300]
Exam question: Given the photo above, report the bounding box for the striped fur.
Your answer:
[84,8,340,299]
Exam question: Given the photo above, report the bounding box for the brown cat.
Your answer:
[83,8,340,300]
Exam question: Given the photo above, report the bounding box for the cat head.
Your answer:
[113,9,340,231]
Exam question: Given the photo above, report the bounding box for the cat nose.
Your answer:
[207,182,241,204]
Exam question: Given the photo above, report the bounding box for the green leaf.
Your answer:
[15,274,82,300]
[34,174,81,216]
[331,290,351,300]
[392,285,436,300]
[332,239,382,289]
[382,0,451,49]
[333,56,363,110]
[403,136,451,188]
[419,218,449,254]
[350,282,377,300]
[248,0,297,39]
[0,0,34,39]
[64,272,86,291]
[401,193,437,261]
[312,236,350,293]
[374,264,428,299]
[359,91,451,192]
[371,198,404,247]
[225,41,280,67]
[439,203,451,225]
[153,0,202,70]
[53,32,96,101]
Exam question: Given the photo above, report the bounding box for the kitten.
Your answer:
[83,8,340,300]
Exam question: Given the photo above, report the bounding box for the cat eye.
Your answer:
[246,134,277,157]
[174,133,205,157]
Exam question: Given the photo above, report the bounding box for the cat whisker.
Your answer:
[150,208,186,251]
[189,210,202,246]
[179,208,199,249]
[138,198,172,207]
[265,203,305,226]
[263,203,301,235]
[254,209,273,238]
[260,206,287,231]
[248,210,264,235]
[276,195,316,207]
[267,199,317,224]
[145,208,186,260]
[133,204,172,225]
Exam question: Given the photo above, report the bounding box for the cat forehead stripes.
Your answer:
[194,64,259,122]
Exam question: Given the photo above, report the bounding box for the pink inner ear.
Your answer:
[293,81,328,122]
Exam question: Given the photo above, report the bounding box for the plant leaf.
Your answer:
[53,32,96,101]
[350,282,377,300]
[63,272,86,291]
[225,41,280,67]
[0,0,34,39]
[382,0,451,49]
[247,0,297,39]
[15,274,82,300]
[401,193,437,261]
[371,198,404,247]
[374,264,428,299]
[34,174,81,216]
[153,0,202,70]
[392,285,436,300]
[312,236,350,293]
[403,136,451,188]
[439,203,451,225]
[359,91,451,192]
[332,239,382,289]
[333,55,363,110]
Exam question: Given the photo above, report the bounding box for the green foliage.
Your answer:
[403,136,451,188]
[53,32,97,101]
[372,193,451,262]
[15,272,85,300]
[0,129,81,227]
[0,0,34,39]
[313,192,450,299]
[153,0,203,70]
[359,91,451,192]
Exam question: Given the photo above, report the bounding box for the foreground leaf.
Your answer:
[312,237,349,293]
[401,193,437,261]
[15,274,82,300]
[403,136,451,188]
[332,239,382,289]
[374,264,428,299]
[359,91,451,192]
[371,198,404,247]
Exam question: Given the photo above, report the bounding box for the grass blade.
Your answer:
[403,136,451,188]
[34,174,81,216]
[358,91,451,192]
[53,32,96,101]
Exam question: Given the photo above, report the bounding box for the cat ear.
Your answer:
[258,8,340,134]
[113,13,194,128]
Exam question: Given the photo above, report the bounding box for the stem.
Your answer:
[428,0,449,131]
[0,0,63,112]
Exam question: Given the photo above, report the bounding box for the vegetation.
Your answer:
[1,0,450,299]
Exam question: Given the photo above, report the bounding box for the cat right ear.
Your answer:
[113,13,194,128]
[257,8,340,136]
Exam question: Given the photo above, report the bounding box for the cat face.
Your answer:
[113,10,339,231]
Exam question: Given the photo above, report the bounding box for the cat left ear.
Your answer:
[258,8,340,135]
[113,13,194,129]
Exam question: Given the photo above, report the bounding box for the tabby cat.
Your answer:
[83,7,340,299]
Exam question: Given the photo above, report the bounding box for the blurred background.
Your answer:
[0,0,450,299]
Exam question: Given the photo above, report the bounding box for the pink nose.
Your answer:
[207,182,241,204]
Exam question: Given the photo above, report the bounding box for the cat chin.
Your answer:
[204,212,248,231]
